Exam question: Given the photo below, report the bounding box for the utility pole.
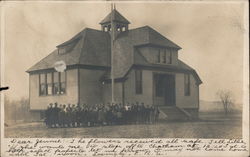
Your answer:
[111,3,115,104]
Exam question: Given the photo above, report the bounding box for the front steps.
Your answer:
[158,106,192,121]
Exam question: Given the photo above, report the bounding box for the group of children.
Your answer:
[44,102,160,128]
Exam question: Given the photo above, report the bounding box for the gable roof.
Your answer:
[100,9,130,25]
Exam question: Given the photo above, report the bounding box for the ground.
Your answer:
[5,112,242,138]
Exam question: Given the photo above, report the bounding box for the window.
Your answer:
[135,70,142,94]
[157,49,161,63]
[39,71,66,96]
[58,48,66,54]
[184,74,190,96]
[39,74,46,96]
[166,51,172,64]
[60,72,66,94]
[155,75,164,97]
[156,48,172,64]
[162,49,166,63]
[47,73,53,95]
[53,72,60,95]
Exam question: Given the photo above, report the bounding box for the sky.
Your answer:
[2,1,247,103]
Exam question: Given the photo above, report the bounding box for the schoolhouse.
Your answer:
[27,8,202,120]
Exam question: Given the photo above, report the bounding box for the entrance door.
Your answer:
[154,74,176,106]
[164,74,175,106]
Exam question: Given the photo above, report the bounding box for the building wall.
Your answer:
[79,69,106,105]
[29,68,198,110]
[175,73,199,108]
[123,69,198,108]
[29,69,78,110]
[138,46,178,65]
[123,69,153,106]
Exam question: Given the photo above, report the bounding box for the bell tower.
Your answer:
[99,6,130,38]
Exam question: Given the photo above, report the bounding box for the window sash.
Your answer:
[40,73,46,83]
[53,82,60,95]
[157,49,161,63]
[135,70,142,94]
[169,51,172,64]
[162,50,166,63]
[156,48,173,64]
[39,83,47,96]
[184,74,191,96]
[60,82,66,94]
[39,71,66,96]
[166,51,172,64]
[53,72,59,83]
[60,72,66,82]
[47,83,53,95]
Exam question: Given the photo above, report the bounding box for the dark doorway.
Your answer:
[154,74,175,106]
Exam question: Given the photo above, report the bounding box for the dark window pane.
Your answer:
[156,75,164,97]
[157,49,161,63]
[135,70,142,94]
[53,83,60,95]
[60,82,66,94]
[184,74,190,96]
[169,51,172,64]
[162,49,166,63]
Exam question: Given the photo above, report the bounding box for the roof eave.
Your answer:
[99,20,130,25]
[134,43,182,50]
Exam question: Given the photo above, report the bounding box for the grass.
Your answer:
[5,115,241,139]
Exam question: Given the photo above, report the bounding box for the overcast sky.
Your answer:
[2,2,247,103]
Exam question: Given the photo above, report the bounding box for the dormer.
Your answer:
[99,8,130,37]
[138,46,179,66]
[56,35,81,55]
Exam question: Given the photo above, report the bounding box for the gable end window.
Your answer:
[184,74,191,96]
[156,48,172,64]
[39,71,66,96]
[135,70,143,94]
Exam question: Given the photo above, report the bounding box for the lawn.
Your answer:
[5,115,241,139]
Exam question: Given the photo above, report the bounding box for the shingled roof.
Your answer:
[111,25,181,78]
[99,9,130,24]
[27,28,111,72]
[27,25,182,73]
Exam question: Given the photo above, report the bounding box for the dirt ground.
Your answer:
[5,112,242,138]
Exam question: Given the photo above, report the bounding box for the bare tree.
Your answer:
[216,90,234,116]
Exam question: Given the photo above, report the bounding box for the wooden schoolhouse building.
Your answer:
[27,8,202,120]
